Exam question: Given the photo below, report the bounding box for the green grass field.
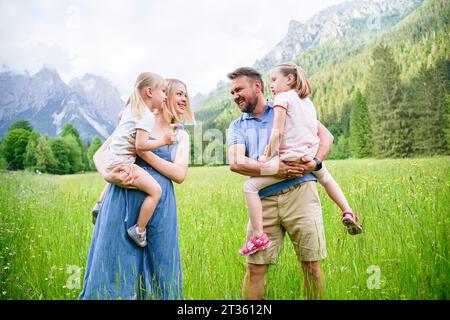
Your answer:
[1,157,449,300]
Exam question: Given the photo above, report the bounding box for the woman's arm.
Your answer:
[93,136,113,178]
[136,130,189,184]
[93,136,135,187]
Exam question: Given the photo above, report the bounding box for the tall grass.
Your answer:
[0,157,449,299]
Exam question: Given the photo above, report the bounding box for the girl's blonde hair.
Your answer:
[125,72,165,119]
[164,78,195,124]
[274,63,311,99]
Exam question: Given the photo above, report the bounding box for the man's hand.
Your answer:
[274,161,304,179]
[283,156,317,175]
[103,165,135,188]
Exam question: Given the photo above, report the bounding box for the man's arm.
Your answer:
[315,121,334,161]
[228,144,303,179]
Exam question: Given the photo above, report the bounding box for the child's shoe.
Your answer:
[239,233,272,255]
[342,211,363,235]
[91,201,102,225]
[127,224,147,247]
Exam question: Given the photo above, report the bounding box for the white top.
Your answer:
[108,105,155,156]
[273,90,319,161]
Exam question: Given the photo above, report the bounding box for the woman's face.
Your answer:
[172,83,188,117]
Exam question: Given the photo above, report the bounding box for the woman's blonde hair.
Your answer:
[164,78,195,124]
[125,72,165,119]
[274,63,311,99]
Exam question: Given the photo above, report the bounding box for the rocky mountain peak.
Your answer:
[254,0,424,71]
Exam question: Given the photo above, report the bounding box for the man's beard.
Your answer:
[243,101,257,114]
[242,95,258,114]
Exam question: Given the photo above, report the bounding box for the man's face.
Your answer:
[230,76,258,114]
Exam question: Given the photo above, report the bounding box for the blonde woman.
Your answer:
[80,78,193,299]
[99,72,173,247]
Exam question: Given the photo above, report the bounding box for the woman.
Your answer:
[79,78,194,299]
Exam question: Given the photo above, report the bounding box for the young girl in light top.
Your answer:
[102,72,173,248]
[240,63,363,256]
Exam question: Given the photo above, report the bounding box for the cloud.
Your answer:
[0,0,346,97]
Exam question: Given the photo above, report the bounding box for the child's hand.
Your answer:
[258,155,269,163]
[170,123,184,133]
[163,131,176,146]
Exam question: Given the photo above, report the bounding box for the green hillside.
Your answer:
[309,0,449,122]
[194,0,449,160]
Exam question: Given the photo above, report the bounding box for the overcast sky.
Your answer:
[0,0,346,98]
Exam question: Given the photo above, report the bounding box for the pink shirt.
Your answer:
[273,90,319,161]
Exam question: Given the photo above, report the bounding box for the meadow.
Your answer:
[0,157,449,300]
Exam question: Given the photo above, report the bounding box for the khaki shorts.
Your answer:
[246,181,327,265]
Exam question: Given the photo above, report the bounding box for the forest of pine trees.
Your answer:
[348,43,449,158]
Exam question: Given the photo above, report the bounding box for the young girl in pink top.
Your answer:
[240,63,363,256]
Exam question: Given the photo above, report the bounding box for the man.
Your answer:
[227,67,333,300]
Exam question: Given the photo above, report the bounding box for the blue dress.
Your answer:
[79,143,182,300]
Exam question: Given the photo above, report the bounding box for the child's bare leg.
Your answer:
[314,164,352,213]
[243,175,281,238]
[322,177,352,213]
[245,192,264,237]
[131,165,162,232]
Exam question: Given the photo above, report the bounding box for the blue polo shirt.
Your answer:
[228,100,317,198]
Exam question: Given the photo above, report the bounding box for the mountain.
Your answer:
[0,67,124,142]
[69,74,123,125]
[190,92,208,110]
[254,0,424,71]
[194,0,448,137]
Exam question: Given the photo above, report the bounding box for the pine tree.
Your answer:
[62,135,84,173]
[61,123,83,148]
[87,137,102,170]
[329,135,351,160]
[349,89,372,157]
[24,131,41,169]
[367,43,412,158]
[35,136,58,173]
[0,139,7,170]
[2,128,31,170]
[9,120,33,132]
[61,123,85,172]
[50,138,72,174]
[409,59,449,156]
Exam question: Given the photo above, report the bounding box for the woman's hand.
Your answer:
[103,165,135,188]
